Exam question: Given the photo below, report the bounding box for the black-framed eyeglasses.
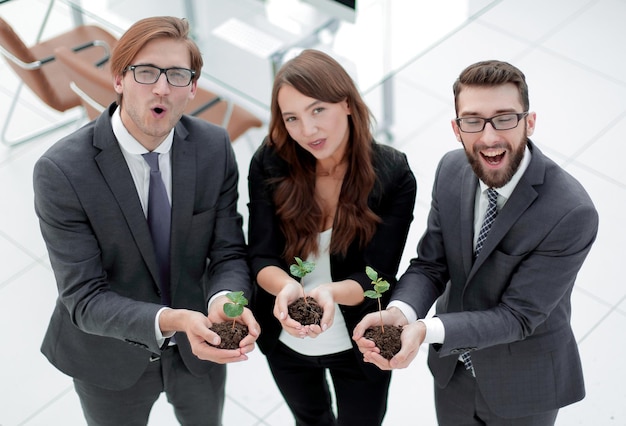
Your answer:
[455,112,529,133]
[126,65,195,87]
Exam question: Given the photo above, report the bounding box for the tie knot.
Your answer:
[142,152,160,172]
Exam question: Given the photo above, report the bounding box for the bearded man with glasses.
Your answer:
[355,60,599,425]
[34,16,259,425]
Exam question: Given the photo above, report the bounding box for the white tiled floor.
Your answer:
[1,0,624,425]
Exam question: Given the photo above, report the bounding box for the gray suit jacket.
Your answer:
[393,142,598,417]
[34,104,251,390]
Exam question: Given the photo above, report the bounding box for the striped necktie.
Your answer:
[462,188,499,377]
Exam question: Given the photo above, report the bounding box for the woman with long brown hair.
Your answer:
[248,49,416,425]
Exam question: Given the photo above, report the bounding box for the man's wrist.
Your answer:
[155,307,175,344]
[387,300,417,323]
[418,317,445,344]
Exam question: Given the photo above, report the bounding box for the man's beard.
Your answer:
[462,135,527,189]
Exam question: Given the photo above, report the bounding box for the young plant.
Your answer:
[290,256,315,304]
[223,291,248,330]
[364,266,390,333]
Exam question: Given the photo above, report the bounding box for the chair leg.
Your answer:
[1,82,82,147]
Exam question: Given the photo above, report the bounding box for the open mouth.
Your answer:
[481,150,505,166]
[152,106,167,117]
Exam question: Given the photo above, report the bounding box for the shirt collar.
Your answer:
[111,105,174,155]
[479,145,532,200]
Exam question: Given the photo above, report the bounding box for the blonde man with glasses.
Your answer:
[34,16,259,425]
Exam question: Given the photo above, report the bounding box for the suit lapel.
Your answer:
[93,107,160,291]
[460,166,478,277]
[93,111,200,302]
[169,123,195,300]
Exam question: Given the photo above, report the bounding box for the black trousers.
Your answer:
[73,345,226,426]
[267,341,391,426]
[435,361,559,426]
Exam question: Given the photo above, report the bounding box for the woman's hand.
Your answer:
[306,284,336,337]
[274,280,309,337]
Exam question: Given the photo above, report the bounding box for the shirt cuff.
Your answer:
[208,290,231,311]
[387,300,417,323]
[418,317,445,344]
[155,307,175,347]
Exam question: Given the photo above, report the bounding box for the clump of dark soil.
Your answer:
[364,325,403,359]
[209,322,249,349]
[288,296,323,326]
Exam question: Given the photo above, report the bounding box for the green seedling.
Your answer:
[290,256,315,305]
[223,291,248,330]
[364,266,390,333]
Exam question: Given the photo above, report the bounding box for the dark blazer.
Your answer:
[393,141,598,418]
[247,141,417,374]
[34,104,251,390]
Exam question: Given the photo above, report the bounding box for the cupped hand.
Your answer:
[305,284,336,337]
[180,310,252,364]
[274,281,308,337]
[207,295,261,340]
[352,307,412,370]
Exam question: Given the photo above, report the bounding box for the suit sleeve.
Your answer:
[203,135,251,296]
[33,156,163,353]
[247,144,288,277]
[343,148,417,292]
[392,155,451,318]
[438,201,598,356]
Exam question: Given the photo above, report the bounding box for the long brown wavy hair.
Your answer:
[268,49,380,261]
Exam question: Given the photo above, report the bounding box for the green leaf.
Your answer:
[290,257,316,278]
[374,281,390,294]
[289,264,302,277]
[365,266,378,282]
[226,290,248,306]
[364,290,381,299]
[224,303,244,318]
[223,291,248,318]
[364,266,390,297]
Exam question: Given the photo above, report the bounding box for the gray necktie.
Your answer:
[142,152,171,306]
[462,188,499,377]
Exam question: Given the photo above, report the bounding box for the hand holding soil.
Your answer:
[362,267,403,360]
[209,291,250,350]
[287,257,323,326]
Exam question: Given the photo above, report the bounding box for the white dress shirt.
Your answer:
[111,107,176,345]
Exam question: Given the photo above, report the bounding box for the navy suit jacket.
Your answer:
[393,141,598,417]
[34,104,251,390]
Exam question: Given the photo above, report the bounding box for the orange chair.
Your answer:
[54,46,262,142]
[0,16,118,146]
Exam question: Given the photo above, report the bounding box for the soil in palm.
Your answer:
[288,296,323,326]
[364,325,403,359]
[209,322,249,349]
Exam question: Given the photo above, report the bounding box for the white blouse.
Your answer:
[279,228,353,356]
